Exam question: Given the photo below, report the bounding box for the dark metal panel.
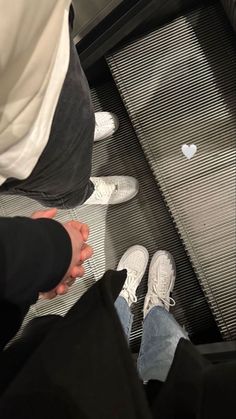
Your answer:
[72,0,123,41]
[75,0,156,69]
[197,340,236,362]
[220,0,236,30]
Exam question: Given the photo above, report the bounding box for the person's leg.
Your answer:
[114,245,149,342]
[0,21,138,209]
[0,35,95,209]
[0,25,133,209]
[137,306,188,382]
[115,296,133,341]
[137,250,188,382]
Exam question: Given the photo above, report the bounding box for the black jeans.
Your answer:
[0,37,95,209]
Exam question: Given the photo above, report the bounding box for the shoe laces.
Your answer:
[95,115,114,130]
[92,178,117,199]
[120,268,139,305]
[146,267,175,310]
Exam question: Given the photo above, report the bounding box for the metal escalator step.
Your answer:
[1,77,220,348]
[106,3,236,339]
[90,81,220,347]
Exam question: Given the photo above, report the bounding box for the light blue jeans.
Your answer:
[115,296,188,382]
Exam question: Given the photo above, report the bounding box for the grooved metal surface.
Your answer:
[90,82,220,347]
[107,4,236,339]
[0,80,219,348]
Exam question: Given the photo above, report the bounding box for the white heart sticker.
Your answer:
[181,144,197,160]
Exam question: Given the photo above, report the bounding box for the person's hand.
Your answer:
[31,208,93,299]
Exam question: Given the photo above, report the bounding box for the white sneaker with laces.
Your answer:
[84,176,139,205]
[143,250,176,317]
[117,245,149,306]
[94,112,119,142]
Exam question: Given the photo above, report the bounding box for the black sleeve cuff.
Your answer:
[0,217,72,307]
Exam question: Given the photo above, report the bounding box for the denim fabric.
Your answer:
[0,35,95,209]
[115,297,188,383]
[137,306,188,382]
[115,296,134,342]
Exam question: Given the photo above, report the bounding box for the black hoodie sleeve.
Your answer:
[0,216,72,349]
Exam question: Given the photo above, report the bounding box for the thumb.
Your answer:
[31,208,57,220]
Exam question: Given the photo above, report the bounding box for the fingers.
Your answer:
[80,243,93,262]
[56,277,76,295]
[68,220,89,241]
[39,222,92,301]
[31,208,57,220]
[56,283,69,295]
[39,289,57,300]
[70,265,85,278]
[41,280,73,299]
[80,223,89,242]
[69,244,93,277]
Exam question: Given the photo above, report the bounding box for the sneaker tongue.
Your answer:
[94,180,116,198]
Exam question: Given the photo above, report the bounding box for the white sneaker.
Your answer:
[84,176,139,205]
[143,250,176,317]
[117,245,149,306]
[94,112,119,142]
